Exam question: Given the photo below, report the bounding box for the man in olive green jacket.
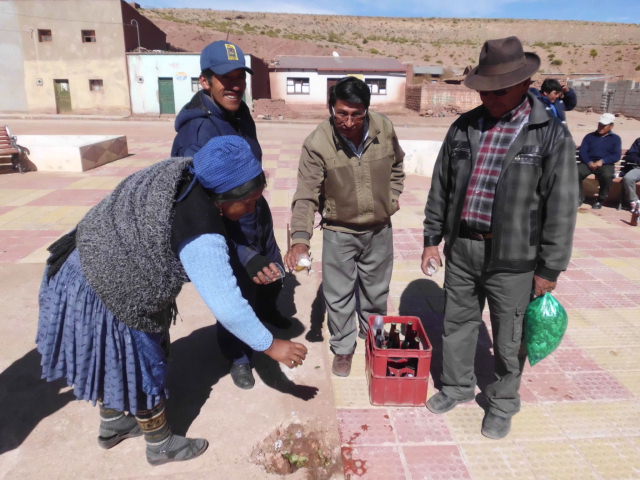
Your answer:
[285,77,405,377]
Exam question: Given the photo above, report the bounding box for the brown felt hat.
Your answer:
[464,36,540,91]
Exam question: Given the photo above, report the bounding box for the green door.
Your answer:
[158,77,175,114]
[54,79,72,113]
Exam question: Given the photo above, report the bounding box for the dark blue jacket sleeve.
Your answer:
[579,135,593,165]
[561,89,577,112]
[603,135,622,165]
[624,138,640,165]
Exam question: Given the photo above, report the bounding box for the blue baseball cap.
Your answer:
[200,40,253,75]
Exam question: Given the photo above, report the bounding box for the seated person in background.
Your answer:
[622,137,640,213]
[530,78,577,123]
[578,113,622,209]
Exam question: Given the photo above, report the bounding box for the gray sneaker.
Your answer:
[146,434,209,466]
[481,412,512,439]
[426,391,474,414]
[97,414,142,449]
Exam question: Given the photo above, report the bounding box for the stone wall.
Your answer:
[573,80,640,119]
[405,83,480,115]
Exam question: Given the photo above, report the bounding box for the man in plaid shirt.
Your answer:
[421,37,578,439]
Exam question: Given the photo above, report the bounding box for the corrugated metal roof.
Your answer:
[273,55,406,73]
[414,65,444,75]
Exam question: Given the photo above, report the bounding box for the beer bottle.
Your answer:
[402,322,420,350]
[388,323,401,349]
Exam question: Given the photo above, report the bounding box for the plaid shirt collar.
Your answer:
[462,97,532,232]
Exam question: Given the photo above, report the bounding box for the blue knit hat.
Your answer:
[193,136,263,194]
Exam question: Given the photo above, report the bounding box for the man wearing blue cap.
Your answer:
[172,41,288,391]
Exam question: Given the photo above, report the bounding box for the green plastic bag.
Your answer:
[525,293,568,366]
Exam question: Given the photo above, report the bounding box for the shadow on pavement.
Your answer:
[0,349,76,454]
[305,282,325,343]
[167,275,319,435]
[398,278,493,392]
[254,274,319,401]
[165,325,228,436]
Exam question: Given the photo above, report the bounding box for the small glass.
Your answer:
[426,257,439,276]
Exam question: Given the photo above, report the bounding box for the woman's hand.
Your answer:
[252,262,283,285]
[264,338,308,368]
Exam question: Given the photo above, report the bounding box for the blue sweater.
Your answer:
[579,131,622,165]
[179,233,274,351]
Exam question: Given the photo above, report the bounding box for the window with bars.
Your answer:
[38,29,52,42]
[286,77,310,95]
[366,79,387,95]
[82,30,96,43]
[89,79,103,92]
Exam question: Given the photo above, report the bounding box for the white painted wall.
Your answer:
[399,140,442,177]
[270,71,405,106]
[127,53,254,115]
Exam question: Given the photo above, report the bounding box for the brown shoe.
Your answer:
[332,353,354,377]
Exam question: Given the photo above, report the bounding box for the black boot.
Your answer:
[136,402,209,466]
[98,405,142,449]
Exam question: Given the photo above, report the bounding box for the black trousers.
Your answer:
[578,163,615,203]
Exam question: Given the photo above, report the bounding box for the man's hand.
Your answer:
[284,243,310,272]
[421,246,442,276]
[587,161,598,171]
[264,338,308,368]
[252,262,283,285]
[534,275,557,297]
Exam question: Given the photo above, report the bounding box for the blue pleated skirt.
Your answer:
[37,249,169,414]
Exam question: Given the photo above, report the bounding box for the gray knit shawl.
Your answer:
[77,158,192,332]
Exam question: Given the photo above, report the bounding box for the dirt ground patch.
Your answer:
[251,422,343,479]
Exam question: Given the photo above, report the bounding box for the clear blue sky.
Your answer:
[139,0,639,23]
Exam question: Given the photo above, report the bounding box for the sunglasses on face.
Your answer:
[479,88,509,97]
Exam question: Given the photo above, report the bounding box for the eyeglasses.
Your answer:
[479,88,509,97]
[331,107,367,121]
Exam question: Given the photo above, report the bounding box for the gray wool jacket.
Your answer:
[77,158,191,332]
[423,93,578,281]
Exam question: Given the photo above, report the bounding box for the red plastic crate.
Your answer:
[366,315,433,406]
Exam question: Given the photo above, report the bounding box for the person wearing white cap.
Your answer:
[577,113,622,208]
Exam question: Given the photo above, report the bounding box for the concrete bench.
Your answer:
[15,135,128,172]
[578,149,640,209]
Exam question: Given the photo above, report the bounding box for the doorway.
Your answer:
[53,79,72,113]
[158,77,175,114]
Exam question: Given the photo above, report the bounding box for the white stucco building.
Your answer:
[126,52,254,115]
[270,56,407,107]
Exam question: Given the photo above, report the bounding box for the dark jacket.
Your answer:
[622,137,640,175]
[423,93,578,281]
[579,131,622,165]
[171,90,261,160]
[171,90,281,270]
[529,87,577,122]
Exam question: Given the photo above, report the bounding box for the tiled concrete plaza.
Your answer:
[0,116,639,479]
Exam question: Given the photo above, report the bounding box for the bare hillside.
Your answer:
[143,8,640,80]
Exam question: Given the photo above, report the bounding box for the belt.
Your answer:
[458,223,493,241]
